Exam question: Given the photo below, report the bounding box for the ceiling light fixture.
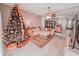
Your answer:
[45,7,56,19]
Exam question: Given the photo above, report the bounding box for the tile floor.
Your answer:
[4,35,65,56]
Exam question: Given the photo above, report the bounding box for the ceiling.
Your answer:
[4,3,79,15]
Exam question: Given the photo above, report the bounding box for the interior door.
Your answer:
[76,24,79,44]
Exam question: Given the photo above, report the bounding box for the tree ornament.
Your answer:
[10,30,14,33]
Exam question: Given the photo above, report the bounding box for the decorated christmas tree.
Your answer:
[3,5,29,48]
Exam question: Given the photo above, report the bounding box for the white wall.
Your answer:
[0,4,42,30]
[0,10,3,56]
[57,16,67,30]
[41,15,45,27]
[22,11,42,27]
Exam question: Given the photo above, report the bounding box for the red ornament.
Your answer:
[22,38,29,45]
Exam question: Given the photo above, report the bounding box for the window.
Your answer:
[45,19,56,28]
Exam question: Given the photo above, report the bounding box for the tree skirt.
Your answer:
[5,41,17,49]
[5,38,30,49]
[17,38,30,48]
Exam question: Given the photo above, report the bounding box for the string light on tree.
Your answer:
[3,4,30,49]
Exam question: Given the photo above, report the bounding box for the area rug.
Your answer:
[30,34,53,48]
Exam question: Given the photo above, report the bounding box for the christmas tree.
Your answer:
[3,5,28,44]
